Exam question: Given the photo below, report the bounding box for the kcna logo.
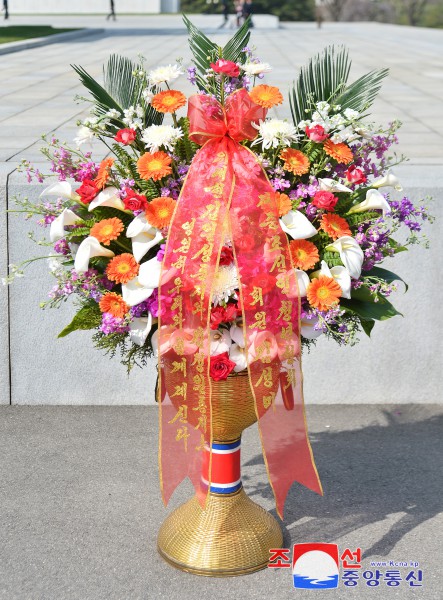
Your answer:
[292,543,340,589]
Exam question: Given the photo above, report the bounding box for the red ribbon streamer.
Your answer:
[158,89,322,517]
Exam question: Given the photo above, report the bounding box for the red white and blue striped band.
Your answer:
[201,438,242,494]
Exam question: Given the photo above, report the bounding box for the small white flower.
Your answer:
[347,189,391,217]
[148,64,184,85]
[141,124,183,152]
[74,236,115,273]
[210,329,231,356]
[74,126,95,148]
[47,255,62,273]
[212,264,239,306]
[229,344,248,372]
[240,62,272,76]
[135,105,144,118]
[372,169,403,192]
[279,210,317,240]
[106,109,121,119]
[326,236,364,280]
[50,208,82,242]
[318,178,351,194]
[316,101,330,115]
[251,119,298,150]
[142,88,153,103]
[129,314,153,347]
[88,187,126,212]
[344,108,360,121]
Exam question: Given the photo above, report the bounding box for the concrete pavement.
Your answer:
[0,403,441,599]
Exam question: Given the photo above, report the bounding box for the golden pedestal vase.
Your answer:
[157,371,283,576]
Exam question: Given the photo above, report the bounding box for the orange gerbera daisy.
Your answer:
[249,84,283,109]
[106,253,139,284]
[90,217,124,246]
[307,275,342,311]
[280,148,310,176]
[137,151,172,181]
[151,90,187,114]
[324,139,353,164]
[146,196,177,229]
[289,239,319,270]
[320,213,352,240]
[94,157,114,189]
[99,292,129,318]
[275,192,292,217]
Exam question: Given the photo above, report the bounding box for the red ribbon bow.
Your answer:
[158,89,322,517]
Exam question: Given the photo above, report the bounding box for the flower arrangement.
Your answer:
[6,18,432,378]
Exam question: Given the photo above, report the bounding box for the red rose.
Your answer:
[305,124,328,142]
[209,352,236,381]
[114,128,137,145]
[75,179,99,205]
[210,59,240,78]
[345,165,367,185]
[219,245,234,266]
[123,188,148,212]
[312,190,339,211]
[210,303,239,330]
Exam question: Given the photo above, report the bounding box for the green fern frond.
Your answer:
[346,211,379,227]
[104,54,139,109]
[336,68,389,113]
[223,18,251,64]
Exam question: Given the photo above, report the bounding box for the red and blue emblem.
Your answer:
[201,439,242,494]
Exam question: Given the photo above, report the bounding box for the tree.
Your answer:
[392,0,429,25]
[180,0,315,21]
[324,0,348,20]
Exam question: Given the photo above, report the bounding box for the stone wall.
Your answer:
[8,0,180,15]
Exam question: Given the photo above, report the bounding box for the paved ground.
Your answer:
[0,404,442,599]
[0,16,442,168]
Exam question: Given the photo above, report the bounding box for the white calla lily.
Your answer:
[121,257,162,307]
[210,329,231,356]
[126,213,163,262]
[372,169,402,191]
[279,210,317,240]
[74,236,115,273]
[318,178,351,193]
[295,269,310,297]
[312,260,351,299]
[347,189,391,217]
[49,208,82,242]
[88,186,126,212]
[129,314,153,346]
[40,181,80,201]
[230,324,245,348]
[326,236,364,280]
[229,344,248,372]
[301,318,323,339]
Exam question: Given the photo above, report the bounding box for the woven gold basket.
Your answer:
[157,371,283,576]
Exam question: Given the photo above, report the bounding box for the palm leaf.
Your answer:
[336,68,389,113]
[289,46,351,127]
[103,54,139,109]
[183,15,218,90]
[289,45,388,126]
[71,64,121,116]
[183,15,251,93]
[223,18,251,64]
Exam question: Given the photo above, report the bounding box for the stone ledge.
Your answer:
[0,28,105,56]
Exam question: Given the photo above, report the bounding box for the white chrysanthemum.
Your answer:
[148,64,184,85]
[252,119,298,150]
[74,126,94,148]
[141,125,183,152]
[240,62,272,76]
[211,265,239,306]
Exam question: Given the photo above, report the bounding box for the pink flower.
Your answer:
[305,124,328,142]
[114,128,137,145]
[312,190,339,211]
[345,165,367,184]
[248,330,279,363]
[210,59,240,77]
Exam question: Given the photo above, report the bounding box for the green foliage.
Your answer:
[346,211,379,228]
[175,117,200,163]
[92,327,156,373]
[183,14,251,92]
[289,45,388,126]
[363,266,408,291]
[341,285,402,321]
[58,302,102,338]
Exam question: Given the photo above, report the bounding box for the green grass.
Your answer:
[0,25,78,45]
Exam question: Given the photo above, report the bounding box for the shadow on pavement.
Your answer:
[242,411,443,559]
